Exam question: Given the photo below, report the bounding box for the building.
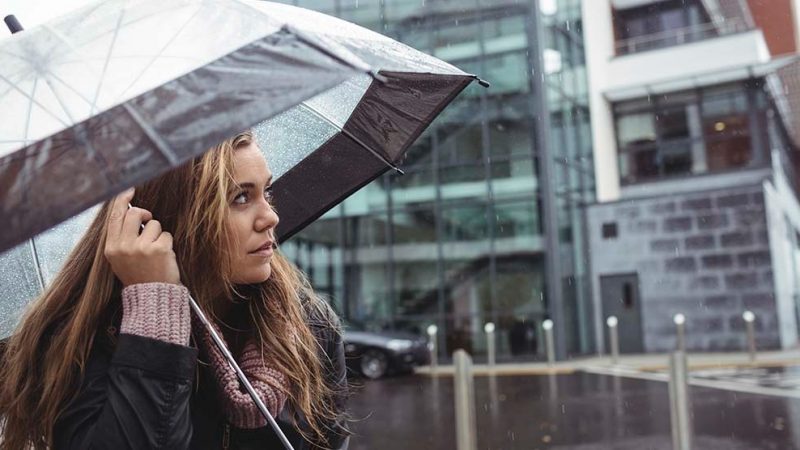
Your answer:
[276,0,595,361]
[583,0,800,352]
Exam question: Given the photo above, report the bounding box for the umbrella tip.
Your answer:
[4,15,23,34]
[475,76,490,88]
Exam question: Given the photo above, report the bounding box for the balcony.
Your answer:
[614,18,750,55]
[604,29,770,101]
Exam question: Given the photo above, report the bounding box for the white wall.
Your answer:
[581,0,620,202]
[605,30,771,98]
[763,150,800,348]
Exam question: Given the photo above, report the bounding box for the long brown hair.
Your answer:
[0,131,342,449]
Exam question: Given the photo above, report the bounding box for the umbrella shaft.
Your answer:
[187,294,295,450]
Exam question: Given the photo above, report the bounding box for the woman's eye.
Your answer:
[233,191,248,204]
[264,187,274,202]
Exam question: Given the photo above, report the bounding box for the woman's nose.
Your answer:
[255,197,279,232]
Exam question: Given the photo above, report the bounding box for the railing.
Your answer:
[615,18,750,56]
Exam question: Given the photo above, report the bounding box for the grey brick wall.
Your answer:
[588,185,778,352]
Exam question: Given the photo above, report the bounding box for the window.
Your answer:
[702,87,751,172]
[615,82,762,184]
[602,222,618,239]
[614,0,713,54]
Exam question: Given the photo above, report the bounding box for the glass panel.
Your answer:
[495,255,547,359]
[617,112,656,149]
[392,205,437,244]
[490,157,536,182]
[348,261,392,322]
[440,165,486,184]
[295,0,337,13]
[443,258,492,355]
[619,146,658,183]
[656,106,690,141]
[482,51,530,95]
[494,199,542,239]
[441,203,490,243]
[489,119,532,158]
[394,261,439,316]
[438,122,484,166]
[339,0,383,31]
[702,85,752,171]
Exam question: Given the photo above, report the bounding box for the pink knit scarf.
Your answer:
[119,283,289,429]
[192,313,290,429]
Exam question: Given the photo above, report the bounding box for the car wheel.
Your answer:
[360,349,389,379]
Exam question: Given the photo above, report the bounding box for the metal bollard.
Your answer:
[743,311,756,362]
[542,319,555,367]
[674,313,686,352]
[453,350,477,450]
[668,351,692,450]
[606,316,619,365]
[484,322,496,369]
[427,324,438,375]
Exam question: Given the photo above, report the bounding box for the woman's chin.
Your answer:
[233,265,271,285]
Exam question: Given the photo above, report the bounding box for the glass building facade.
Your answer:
[277,0,595,360]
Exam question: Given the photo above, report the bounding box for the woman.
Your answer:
[0,131,349,449]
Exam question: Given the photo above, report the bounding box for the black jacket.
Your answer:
[52,303,349,450]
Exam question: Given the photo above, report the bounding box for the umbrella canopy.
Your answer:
[0,0,377,253]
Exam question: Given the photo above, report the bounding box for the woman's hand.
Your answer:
[104,188,181,286]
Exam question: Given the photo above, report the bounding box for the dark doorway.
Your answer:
[601,273,644,353]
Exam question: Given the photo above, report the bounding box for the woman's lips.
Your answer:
[249,243,274,256]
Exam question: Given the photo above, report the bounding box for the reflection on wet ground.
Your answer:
[347,372,800,449]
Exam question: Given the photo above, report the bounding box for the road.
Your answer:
[347,370,800,449]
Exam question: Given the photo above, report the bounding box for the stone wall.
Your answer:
[587,184,779,352]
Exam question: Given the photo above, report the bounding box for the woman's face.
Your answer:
[227,142,279,285]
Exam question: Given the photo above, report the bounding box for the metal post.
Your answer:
[542,320,555,367]
[674,313,686,352]
[427,324,439,374]
[668,351,692,450]
[606,316,619,365]
[453,350,477,450]
[743,311,756,363]
[484,322,496,370]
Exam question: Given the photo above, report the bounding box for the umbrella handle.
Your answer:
[188,294,296,450]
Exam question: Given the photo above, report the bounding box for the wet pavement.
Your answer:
[347,372,800,449]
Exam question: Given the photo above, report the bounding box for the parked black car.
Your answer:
[342,322,429,379]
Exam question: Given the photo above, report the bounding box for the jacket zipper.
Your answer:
[222,423,230,450]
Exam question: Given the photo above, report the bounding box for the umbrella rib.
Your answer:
[0,72,70,128]
[121,103,180,166]
[297,102,404,174]
[112,5,204,106]
[46,71,97,107]
[41,76,76,124]
[90,7,126,115]
[281,25,386,84]
[23,77,38,143]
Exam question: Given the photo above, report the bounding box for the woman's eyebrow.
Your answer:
[236,175,274,190]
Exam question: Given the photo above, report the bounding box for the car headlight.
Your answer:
[386,339,413,352]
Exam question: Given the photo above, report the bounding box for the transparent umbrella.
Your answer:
[0,0,483,446]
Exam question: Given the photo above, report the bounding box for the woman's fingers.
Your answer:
[106,187,136,243]
[103,189,181,286]
[121,207,153,245]
[139,219,162,243]
[154,231,174,252]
